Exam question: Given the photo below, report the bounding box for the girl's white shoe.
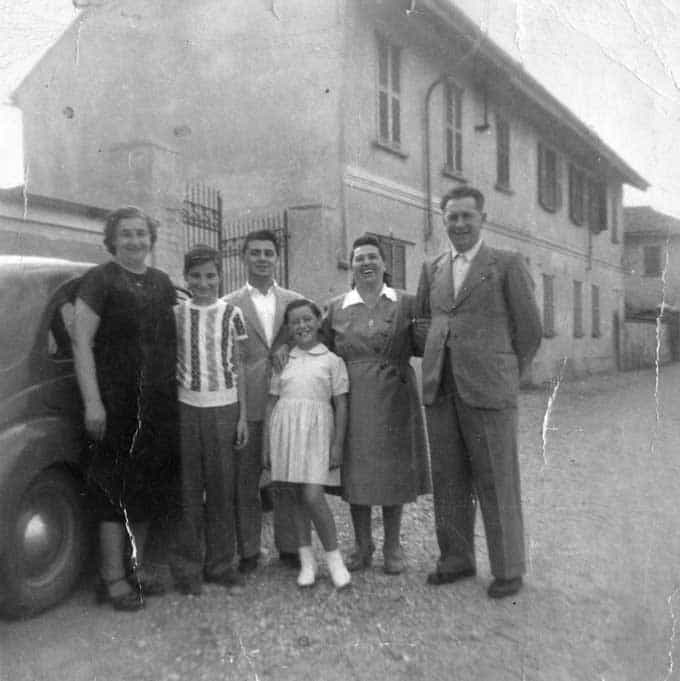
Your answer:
[325,549,351,589]
[297,546,317,587]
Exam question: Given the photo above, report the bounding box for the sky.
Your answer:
[0,0,679,216]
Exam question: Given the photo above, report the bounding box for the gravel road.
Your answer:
[1,364,679,681]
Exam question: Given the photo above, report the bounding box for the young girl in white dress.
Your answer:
[264,299,351,589]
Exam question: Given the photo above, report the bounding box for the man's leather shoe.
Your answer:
[205,567,245,588]
[238,554,260,574]
[426,567,476,586]
[279,551,301,569]
[487,577,523,599]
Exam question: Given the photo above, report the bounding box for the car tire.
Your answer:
[0,468,87,618]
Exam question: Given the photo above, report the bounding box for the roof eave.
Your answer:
[419,0,649,190]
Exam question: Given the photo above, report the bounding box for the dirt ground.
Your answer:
[2,364,680,681]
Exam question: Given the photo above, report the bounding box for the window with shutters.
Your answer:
[496,116,511,190]
[610,186,620,243]
[538,142,562,213]
[443,82,463,175]
[369,233,410,289]
[591,285,601,338]
[542,274,555,338]
[573,280,584,338]
[643,245,663,277]
[569,165,586,226]
[377,35,402,150]
[587,180,607,233]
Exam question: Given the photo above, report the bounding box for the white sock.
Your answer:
[297,546,317,587]
[325,549,351,589]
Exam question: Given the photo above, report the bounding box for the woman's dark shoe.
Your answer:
[175,576,203,596]
[487,577,523,599]
[279,551,301,569]
[426,567,476,586]
[346,545,374,572]
[131,567,166,597]
[96,577,145,611]
[383,547,406,575]
[238,553,261,574]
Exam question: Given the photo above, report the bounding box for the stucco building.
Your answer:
[11,0,648,382]
[622,206,680,367]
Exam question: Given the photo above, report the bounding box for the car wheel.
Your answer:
[0,468,87,618]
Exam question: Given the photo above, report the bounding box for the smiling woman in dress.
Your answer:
[322,235,430,574]
[72,206,179,611]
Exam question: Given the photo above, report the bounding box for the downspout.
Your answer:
[424,76,446,241]
[422,36,482,242]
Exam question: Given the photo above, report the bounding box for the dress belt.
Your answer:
[345,358,410,382]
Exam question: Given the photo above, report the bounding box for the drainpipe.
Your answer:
[422,39,482,242]
[424,76,446,241]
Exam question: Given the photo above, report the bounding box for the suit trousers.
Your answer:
[173,402,239,580]
[241,421,299,555]
[425,358,526,580]
[234,420,265,560]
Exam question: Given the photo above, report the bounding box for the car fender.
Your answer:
[0,416,86,556]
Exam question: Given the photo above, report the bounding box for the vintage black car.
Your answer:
[0,256,95,617]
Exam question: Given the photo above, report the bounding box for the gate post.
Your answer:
[107,139,184,283]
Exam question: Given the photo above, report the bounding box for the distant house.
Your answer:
[11,0,649,382]
[622,206,680,368]
[0,186,108,264]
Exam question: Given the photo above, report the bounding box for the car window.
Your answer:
[46,278,81,361]
[47,301,75,360]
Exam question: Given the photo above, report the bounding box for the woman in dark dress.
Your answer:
[322,235,430,575]
[73,206,179,611]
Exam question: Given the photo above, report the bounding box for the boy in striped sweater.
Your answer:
[172,245,249,595]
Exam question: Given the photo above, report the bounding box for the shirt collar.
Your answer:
[342,284,397,309]
[290,343,328,357]
[451,238,483,262]
[246,281,277,297]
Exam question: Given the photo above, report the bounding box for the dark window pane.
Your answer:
[392,244,406,289]
[455,132,462,171]
[379,92,389,141]
[392,98,400,144]
[644,245,662,277]
[378,40,388,87]
[542,274,554,337]
[391,47,401,93]
[573,280,583,338]
[454,89,462,128]
[446,129,453,169]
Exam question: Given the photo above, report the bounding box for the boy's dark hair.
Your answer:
[284,298,322,324]
[103,205,158,255]
[439,186,486,212]
[184,244,222,275]
[242,229,280,256]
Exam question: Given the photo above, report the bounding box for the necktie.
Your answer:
[453,253,467,297]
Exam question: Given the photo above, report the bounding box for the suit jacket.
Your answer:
[223,285,302,421]
[415,243,542,409]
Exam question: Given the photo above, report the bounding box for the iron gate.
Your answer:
[181,184,289,293]
[182,183,222,252]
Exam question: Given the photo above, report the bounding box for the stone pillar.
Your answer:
[107,139,185,283]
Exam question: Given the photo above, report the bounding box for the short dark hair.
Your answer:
[349,234,391,286]
[439,186,485,212]
[184,244,222,275]
[349,234,386,264]
[284,298,322,324]
[103,206,158,255]
[242,229,280,256]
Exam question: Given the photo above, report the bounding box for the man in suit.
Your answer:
[223,229,303,572]
[415,185,542,599]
